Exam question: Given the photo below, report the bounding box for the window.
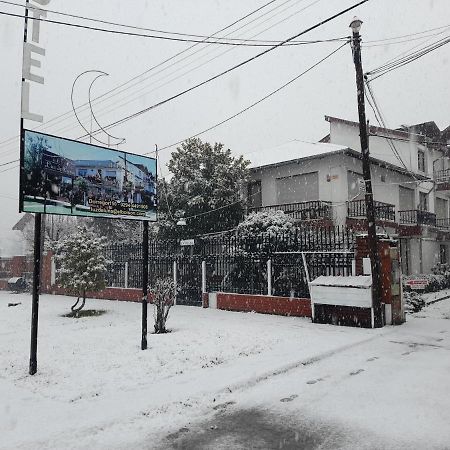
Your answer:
[247,180,262,208]
[276,172,319,204]
[436,197,448,220]
[399,186,415,210]
[419,192,428,211]
[440,245,448,264]
[418,150,426,172]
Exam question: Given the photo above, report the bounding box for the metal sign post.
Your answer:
[29,213,42,375]
[141,221,149,350]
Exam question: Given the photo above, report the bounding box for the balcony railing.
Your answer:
[249,200,332,220]
[399,210,436,226]
[347,199,395,222]
[434,168,450,184]
[436,218,450,230]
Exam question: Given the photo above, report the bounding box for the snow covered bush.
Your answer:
[151,278,176,334]
[404,291,426,313]
[55,226,109,313]
[403,273,449,294]
[236,210,296,238]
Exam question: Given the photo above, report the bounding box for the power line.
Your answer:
[0,159,19,167]
[363,24,450,45]
[366,34,450,81]
[155,41,349,153]
[63,0,332,138]
[0,8,343,47]
[0,0,303,151]
[0,0,346,46]
[81,0,370,140]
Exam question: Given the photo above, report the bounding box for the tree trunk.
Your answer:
[71,290,86,314]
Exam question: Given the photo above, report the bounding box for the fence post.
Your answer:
[173,260,177,306]
[124,262,128,289]
[267,259,272,296]
[202,260,207,294]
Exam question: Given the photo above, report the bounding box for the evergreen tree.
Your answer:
[159,138,250,237]
[55,226,109,313]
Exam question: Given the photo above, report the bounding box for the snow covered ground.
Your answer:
[1,292,450,449]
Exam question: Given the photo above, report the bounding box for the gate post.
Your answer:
[267,259,272,296]
[202,260,207,294]
[124,262,129,289]
[173,260,177,306]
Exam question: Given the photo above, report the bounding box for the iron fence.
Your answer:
[101,226,355,301]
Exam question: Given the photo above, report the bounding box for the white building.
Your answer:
[247,116,450,275]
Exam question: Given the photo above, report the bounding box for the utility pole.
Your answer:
[350,17,383,328]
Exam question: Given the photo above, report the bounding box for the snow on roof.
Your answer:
[309,275,372,288]
[249,140,348,169]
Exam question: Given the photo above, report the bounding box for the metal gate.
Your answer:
[176,256,202,306]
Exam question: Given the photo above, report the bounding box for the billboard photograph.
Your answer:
[20,130,157,221]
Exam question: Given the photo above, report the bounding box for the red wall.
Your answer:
[214,293,311,318]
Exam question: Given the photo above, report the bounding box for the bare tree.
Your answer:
[151,278,176,334]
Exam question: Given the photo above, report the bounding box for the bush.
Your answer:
[404,291,426,313]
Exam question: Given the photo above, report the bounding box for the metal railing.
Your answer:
[399,210,437,226]
[249,200,332,220]
[436,218,450,230]
[347,199,396,221]
[434,168,450,184]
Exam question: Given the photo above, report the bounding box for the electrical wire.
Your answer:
[0,159,19,167]
[154,41,349,153]
[366,34,450,81]
[0,0,347,46]
[2,9,331,47]
[80,0,370,140]
[0,0,320,152]
[59,0,330,143]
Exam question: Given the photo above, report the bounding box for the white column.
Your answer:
[202,260,207,293]
[124,262,128,289]
[267,259,272,296]
[173,261,177,306]
[50,256,56,285]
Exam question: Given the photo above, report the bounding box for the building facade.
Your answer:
[247,116,450,275]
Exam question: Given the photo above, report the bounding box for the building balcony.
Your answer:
[434,169,450,191]
[399,210,436,226]
[347,199,395,222]
[249,200,332,220]
[436,218,450,230]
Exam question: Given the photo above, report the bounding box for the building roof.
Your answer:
[326,115,450,146]
[325,115,425,141]
[249,140,348,169]
[249,139,429,180]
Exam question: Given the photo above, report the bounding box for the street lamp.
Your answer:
[349,16,363,33]
[350,16,383,328]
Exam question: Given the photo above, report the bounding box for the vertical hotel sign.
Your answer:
[21,0,50,123]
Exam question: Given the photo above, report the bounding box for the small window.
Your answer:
[380,174,386,182]
[440,245,447,264]
[418,150,426,172]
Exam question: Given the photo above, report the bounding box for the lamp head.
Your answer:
[176,218,187,226]
[349,16,363,33]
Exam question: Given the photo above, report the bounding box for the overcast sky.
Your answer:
[0,0,449,240]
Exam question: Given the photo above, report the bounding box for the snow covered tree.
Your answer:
[55,226,109,313]
[159,138,250,237]
[151,278,176,334]
[236,210,297,238]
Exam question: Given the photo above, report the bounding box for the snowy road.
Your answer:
[1,293,450,449]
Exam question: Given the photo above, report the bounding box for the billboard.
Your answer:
[20,130,157,221]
